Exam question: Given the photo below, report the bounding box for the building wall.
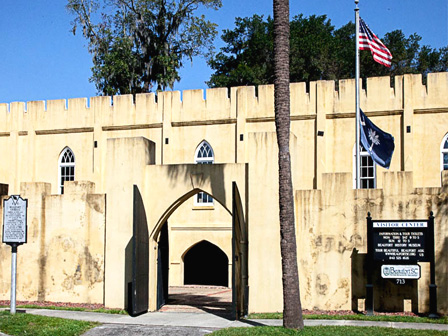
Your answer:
[167,199,233,287]
[1,73,447,193]
[0,73,448,313]
[0,181,105,304]
[296,171,448,313]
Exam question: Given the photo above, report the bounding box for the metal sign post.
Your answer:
[428,212,438,318]
[2,195,28,315]
[10,243,18,314]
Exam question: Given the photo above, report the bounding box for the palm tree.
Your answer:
[273,0,304,330]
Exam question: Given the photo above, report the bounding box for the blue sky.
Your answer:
[0,0,447,104]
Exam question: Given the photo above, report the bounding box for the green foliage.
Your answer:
[208,14,448,88]
[207,15,274,88]
[67,0,222,95]
[0,311,97,336]
[209,326,448,336]
[289,15,334,82]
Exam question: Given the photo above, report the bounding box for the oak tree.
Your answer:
[67,0,222,95]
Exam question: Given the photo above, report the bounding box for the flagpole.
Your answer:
[355,0,361,189]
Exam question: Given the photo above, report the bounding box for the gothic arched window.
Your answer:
[195,141,214,204]
[59,147,75,194]
[441,134,448,171]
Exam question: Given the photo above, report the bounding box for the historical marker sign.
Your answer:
[2,195,28,315]
[2,195,28,245]
[372,221,429,262]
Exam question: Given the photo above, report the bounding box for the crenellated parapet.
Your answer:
[0,72,446,133]
[410,72,448,110]
[333,76,403,114]
[172,88,232,124]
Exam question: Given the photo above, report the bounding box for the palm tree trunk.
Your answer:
[273,0,304,330]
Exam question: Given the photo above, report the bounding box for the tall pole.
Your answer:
[10,244,17,314]
[428,211,438,318]
[355,0,361,189]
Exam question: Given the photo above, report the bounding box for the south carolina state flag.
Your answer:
[359,110,395,169]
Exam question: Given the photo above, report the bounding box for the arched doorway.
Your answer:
[147,181,247,318]
[183,241,229,287]
[155,191,233,315]
[103,138,248,317]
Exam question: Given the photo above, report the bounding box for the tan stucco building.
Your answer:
[1,72,448,315]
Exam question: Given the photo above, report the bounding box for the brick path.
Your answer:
[159,285,232,315]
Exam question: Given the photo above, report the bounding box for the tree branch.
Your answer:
[77,0,100,41]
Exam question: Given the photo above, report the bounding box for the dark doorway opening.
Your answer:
[184,241,228,287]
[156,222,169,310]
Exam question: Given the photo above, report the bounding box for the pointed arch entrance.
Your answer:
[152,187,232,312]
[144,173,248,319]
[104,140,248,319]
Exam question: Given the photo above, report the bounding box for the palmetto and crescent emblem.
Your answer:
[368,128,380,151]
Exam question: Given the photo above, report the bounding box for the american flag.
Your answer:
[359,17,393,67]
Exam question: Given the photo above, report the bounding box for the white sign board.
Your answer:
[2,195,27,244]
[381,265,421,279]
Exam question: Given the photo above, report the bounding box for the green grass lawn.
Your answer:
[0,311,97,336]
[0,304,127,315]
[248,312,448,324]
[1,310,447,336]
[209,326,448,336]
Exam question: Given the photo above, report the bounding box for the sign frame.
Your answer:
[2,195,28,245]
[1,195,28,315]
[365,212,437,317]
[370,219,430,263]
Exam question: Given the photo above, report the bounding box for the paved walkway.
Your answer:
[159,285,232,315]
[20,309,448,332]
[2,308,448,335]
[1,286,448,335]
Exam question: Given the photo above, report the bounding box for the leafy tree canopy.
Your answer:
[67,0,222,95]
[207,14,448,88]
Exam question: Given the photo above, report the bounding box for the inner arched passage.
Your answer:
[183,241,229,287]
[151,188,232,241]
